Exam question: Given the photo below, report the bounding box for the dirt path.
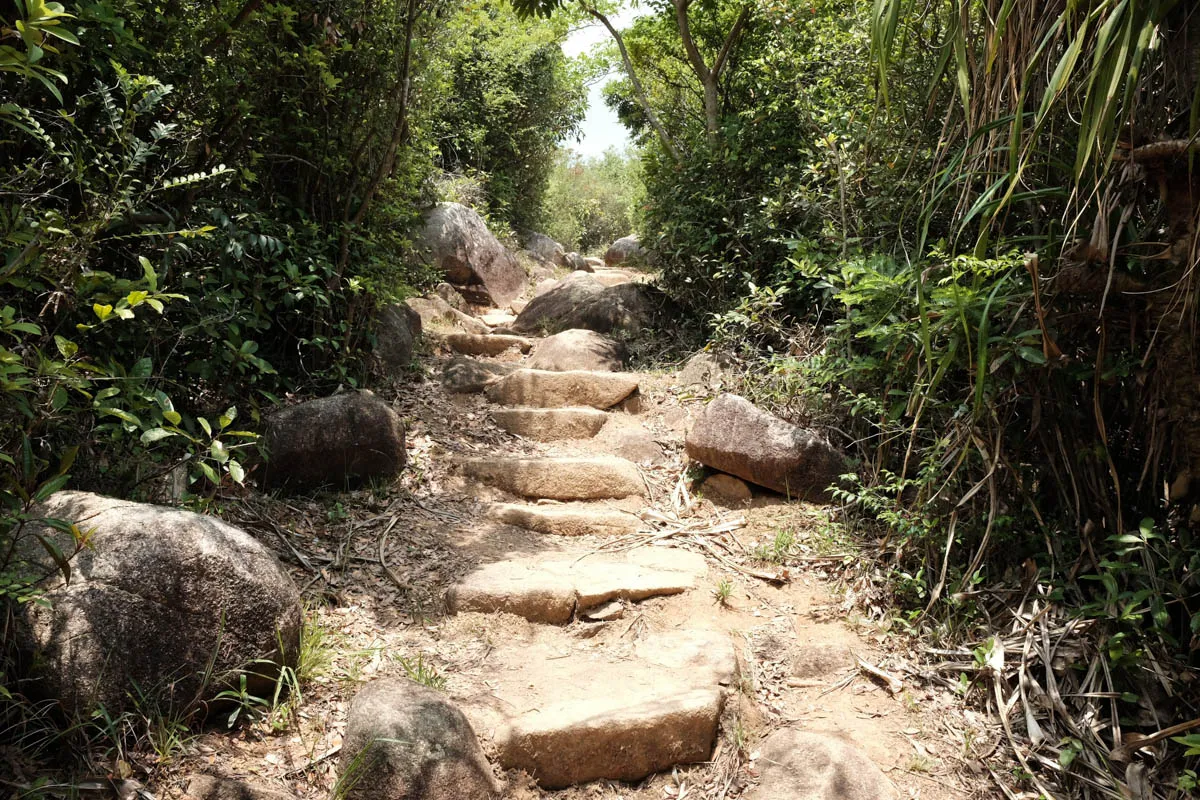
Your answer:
[185,270,992,799]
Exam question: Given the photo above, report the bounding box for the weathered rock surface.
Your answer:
[444,333,532,357]
[491,407,609,441]
[701,473,752,506]
[17,492,301,715]
[565,252,591,271]
[743,729,897,800]
[522,231,567,268]
[557,283,675,336]
[185,775,295,800]
[585,256,605,270]
[511,272,605,333]
[417,203,524,307]
[263,391,405,489]
[595,423,666,465]
[487,503,641,537]
[461,456,644,500]
[375,303,422,372]
[527,329,627,372]
[447,549,707,623]
[480,311,516,328]
[677,350,732,390]
[604,234,647,267]
[406,294,490,335]
[435,282,467,310]
[339,678,502,800]
[686,394,846,501]
[460,628,734,788]
[485,369,638,410]
[791,643,855,679]
[442,357,516,394]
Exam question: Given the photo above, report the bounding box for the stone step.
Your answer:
[444,332,532,356]
[491,407,608,441]
[459,628,735,789]
[487,502,641,537]
[447,548,707,623]
[480,311,517,328]
[485,369,638,410]
[462,456,644,500]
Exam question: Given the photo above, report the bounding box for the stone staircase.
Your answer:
[427,279,904,797]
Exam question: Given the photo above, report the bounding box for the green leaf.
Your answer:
[93,303,113,321]
[34,533,70,584]
[228,460,245,484]
[53,335,77,358]
[140,428,177,444]
[140,256,158,292]
[33,473,70,502]
[163,410,182,425]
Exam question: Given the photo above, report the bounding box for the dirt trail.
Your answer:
[188,269,991,799]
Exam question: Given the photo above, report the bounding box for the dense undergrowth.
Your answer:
[558,0,1200,793]
[1,0,588,777]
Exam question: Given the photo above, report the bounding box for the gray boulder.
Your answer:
[527,329,627,373]
[442,356,516,394]
[743,729,896,800]
[677,350,733,390]
[685,394,847,501]
[565,252,591,272]
[522,232,567,268]
[375,303,422,372]
[557,283,675,336]
[604,235,647,267]
[405,294,489,335]
[434,283,467,310]
[511,272,606,334]
[338,678,502,800]
[17,492,302,716]
[417,203,525,307]
[263,391,406,490]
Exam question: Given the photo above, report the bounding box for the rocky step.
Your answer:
[491,407,608,441]
[485,368,638,410]
[487,502,641,537]
[462,456,644,500]
[458,627,735,789]
[444,332,532,356]
[446,548,707,624]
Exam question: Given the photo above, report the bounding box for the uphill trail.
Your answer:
[199,264,991,800]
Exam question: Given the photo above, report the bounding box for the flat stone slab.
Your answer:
[459,628,735,788]
[487,502,641,537]
[742,729,897,800]
[462,456,644,500]
[447,548,707,623]
[445,332,532,356]
[481,311,517,327]
[486,369,638,410]
[491,407,608,440]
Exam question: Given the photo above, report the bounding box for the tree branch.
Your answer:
[583,3,680,162]
[712,7,750,80]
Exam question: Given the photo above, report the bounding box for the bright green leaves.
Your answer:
[1,0,78,101]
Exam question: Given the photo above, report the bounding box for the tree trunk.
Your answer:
[582,2,680,163]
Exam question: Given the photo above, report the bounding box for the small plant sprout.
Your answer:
[713,578,734,606]
[396,653,446,691]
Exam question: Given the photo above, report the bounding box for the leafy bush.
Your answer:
[540,147,644,254]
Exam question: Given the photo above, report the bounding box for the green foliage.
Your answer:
[396,653,446,691]
[428,3,586,232]
[540,147,644,253]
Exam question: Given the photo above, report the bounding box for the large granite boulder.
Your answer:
[375,303,423,372]
[339,678,502,800]
[527,329,627,372]
[604,234,647,267]
[521,231,567,269]
[16,492,302,715]
[405,294,489,335]
[556,283,675,336]
[263,391,406,490]
[417,203,525,307]
[510,272,606,334]
[743,729,897,800]
[685,394,847,501]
